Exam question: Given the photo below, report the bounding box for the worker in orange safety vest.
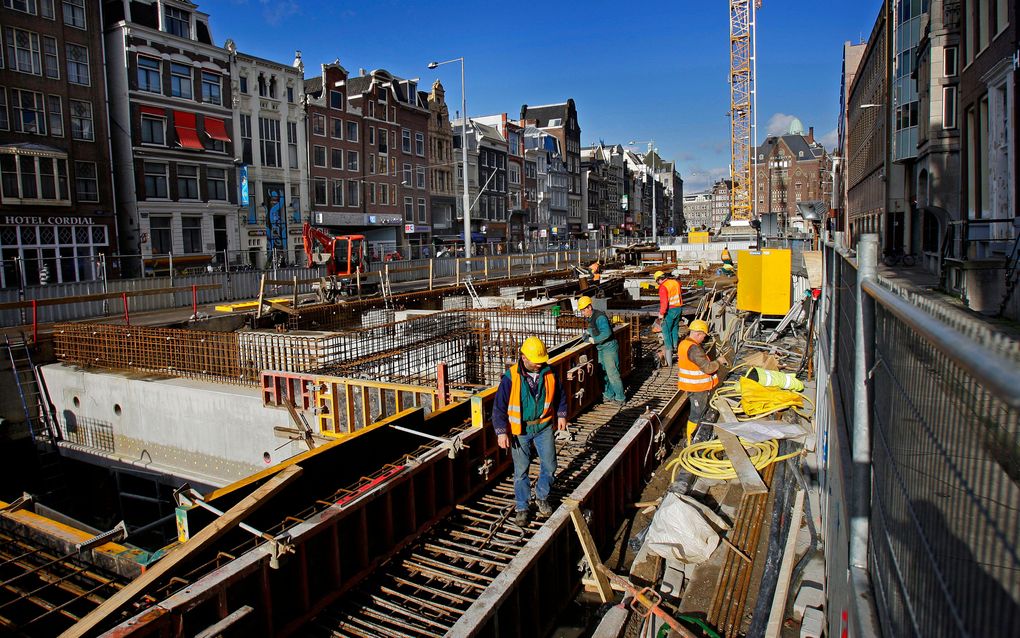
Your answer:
[655,270,684,367]
[676,319,728,444]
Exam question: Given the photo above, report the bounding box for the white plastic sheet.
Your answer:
[714,419,809,443]
[646,493,731,564]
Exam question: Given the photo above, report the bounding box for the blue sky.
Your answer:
[204,0,881,192]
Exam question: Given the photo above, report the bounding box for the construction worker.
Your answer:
[492,337,569,526]
[676,319,727,444]
[588,259,602,282]
[577,296,625,406]
[655,270,683,367]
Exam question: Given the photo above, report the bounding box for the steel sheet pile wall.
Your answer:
[817,237,1020,637]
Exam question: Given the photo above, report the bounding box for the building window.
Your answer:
[150,216,172,254]
[259,117,281,167]
[170,63,192,99]
[311,113,325,136]
[74,160,97,201]
[379,128,387,153]
[177,164,199,199]
[347,150,359,172]
[42,36,58,79]
[201,72,221,105]
[402,129,411,153]
[312,144,326,168]
[330,90,343,109]
[368,126,375,145]
[368,153,375,174]
[46,95,61,136]
[331,118,343,139]
[11,89,45,135]
[346,180,359,207]
[415,132,425,156]
[69,99,93,140]
[944,46,958,77]
[40,0,53,18]
[368,182,376,204]
[207,167,226,200]
[240,114,252,164]
[942,85,957,129]
[380,183,389,205]
[143,162,168,199]
[417,198,426,223]
[287,121,298,169]
[63,43,88,85]
[403,163,412,186]
[287,86,294,103]
[6,28,41,75]
[62,0,85,28]
[140,113,165,145]
[346,121,358,142]
[332,179,343,206]
[137,56,161,93]
[313,177,327,205]
[164,6,190,38]
[331,148,343,169]
[404,196,413,219]
[0,152,68,203]
[416,165,425,189]
[181,216,202,253]
[3,0,38,15]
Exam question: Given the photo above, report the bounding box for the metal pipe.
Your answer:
[850,233,877,570]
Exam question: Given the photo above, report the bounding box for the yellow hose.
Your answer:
[666,438,802,481]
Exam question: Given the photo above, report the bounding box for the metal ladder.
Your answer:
[4,334,65,501]
[999,232,1020,316]
[464,276,481,309]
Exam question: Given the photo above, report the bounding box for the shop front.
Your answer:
[0,214,115,288]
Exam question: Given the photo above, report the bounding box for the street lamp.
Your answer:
[629,140,659,244]
[428,57,472,260]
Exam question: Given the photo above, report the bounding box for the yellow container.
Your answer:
[736,249,791,315]
[687,231,709,244]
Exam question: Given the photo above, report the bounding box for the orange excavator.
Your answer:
[302,222,373,300]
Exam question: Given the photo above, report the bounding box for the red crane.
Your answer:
[302,222,369,277]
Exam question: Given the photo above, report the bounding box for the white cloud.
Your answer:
[682,166,730,193]
[816,127,838,150]
[765,112,799,136]
[260,0,301,25]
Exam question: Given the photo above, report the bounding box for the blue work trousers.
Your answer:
[661,307,683,366]
[510,425,556,512]
[597,341,626,402]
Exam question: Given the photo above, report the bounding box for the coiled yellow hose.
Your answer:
[666,438,803,481]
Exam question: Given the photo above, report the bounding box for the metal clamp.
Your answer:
[76,521,128,552]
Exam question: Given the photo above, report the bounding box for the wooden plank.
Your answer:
[564,499,613,603]
[714,399,768,494]
[60,464,303,638]
[0,284,220,310]
[765,489,805,637]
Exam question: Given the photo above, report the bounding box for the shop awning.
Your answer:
[204,117,231,142]
[139,105,165,117]
[174,111,203,150]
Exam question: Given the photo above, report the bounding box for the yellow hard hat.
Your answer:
[654,271,666,281]
[688,319,710,334]
[577,296,593,310]
[520,336,550,363]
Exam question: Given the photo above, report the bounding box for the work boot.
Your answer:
[514,509,529,526]
[537,500,553,516]
[686,420,698,446]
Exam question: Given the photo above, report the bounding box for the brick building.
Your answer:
[520,100,582,237]
[427,80,456,246]
[753,122,832,236]
[0,0,116,287]
[103,0,236,275]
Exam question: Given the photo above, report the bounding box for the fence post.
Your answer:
[122,292,130,325]
[169,252,174,287]
[428,259,434,290]
[192,285,198,317]
[484,257,489,280]
[530,254,535,274]
[455,259,460,285]
[851,233,878,571]
[14,256,26,325]
[31,300,37,343]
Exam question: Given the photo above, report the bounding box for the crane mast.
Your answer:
[729,0,759,225]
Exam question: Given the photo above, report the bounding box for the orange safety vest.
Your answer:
[676,339,719,393]
[661,278,683,308]
[506,364,557,435]
[590,262,601,281]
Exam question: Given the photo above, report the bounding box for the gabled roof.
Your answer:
[521,102,567,127]
[304,76,323,95]
[754,134,821,163]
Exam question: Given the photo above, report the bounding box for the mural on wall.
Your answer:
[264,183,287,261]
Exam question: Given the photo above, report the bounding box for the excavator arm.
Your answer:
[302,222,339,275]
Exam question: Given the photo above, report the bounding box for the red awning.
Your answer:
[174,111,203,150]
[204,117,231,142]
[139,105,165,117]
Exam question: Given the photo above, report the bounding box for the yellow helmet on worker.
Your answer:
[520,336,550,364]
[654,270,667,281]
[688,319,710,334]
[577,296,593,311]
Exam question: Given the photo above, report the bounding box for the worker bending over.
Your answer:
[655,270,684,367]
[577,296,625,406]
[493,337,569,526]
[588,259,602,282]
[676,320,728,444]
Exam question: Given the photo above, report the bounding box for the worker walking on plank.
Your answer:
[577,296,626,406]
[676,320,727,445]
[493,337,569,526]
[655,270,684,367]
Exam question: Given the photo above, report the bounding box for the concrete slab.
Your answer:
[800,606,825,638]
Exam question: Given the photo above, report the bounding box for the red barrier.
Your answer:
[192,284,198,316]
[31,300,37,343]
[122,292,130,325]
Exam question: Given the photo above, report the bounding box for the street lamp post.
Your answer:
[629,140,658,244]
[428,57,472,260]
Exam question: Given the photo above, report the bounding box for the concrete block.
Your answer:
[800,606,825,638]
[794,584,825,620]
[660,562,687,600]
[591,605,630,638]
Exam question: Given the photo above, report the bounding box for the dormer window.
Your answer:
[164,6,190,38]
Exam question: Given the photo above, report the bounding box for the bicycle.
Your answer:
[883,250,916,267]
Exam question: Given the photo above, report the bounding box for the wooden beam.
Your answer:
[60,464,303,638]
[0,284,220,311]
[714,399,768,494]
[563,499,613,603]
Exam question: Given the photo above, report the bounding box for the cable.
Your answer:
[665,438,802,482]
[708,379,815,421]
